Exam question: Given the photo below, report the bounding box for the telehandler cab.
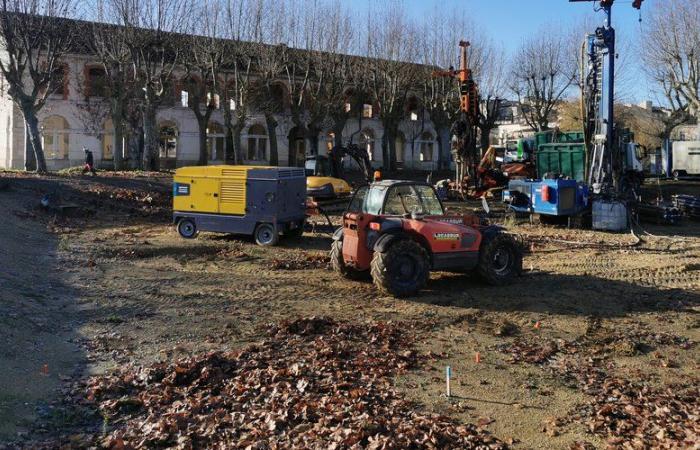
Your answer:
[330,180,522,297]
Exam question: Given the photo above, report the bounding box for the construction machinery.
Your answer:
[330,180,522,297]
[173,165,306,246]
[305,143,374,214]
[435,42,532,198]
[502,0,645,228]
[575,0,643,192]
[475,145,536,197]
[433,41,480,196]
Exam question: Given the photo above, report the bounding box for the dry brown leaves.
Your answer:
[85,317,505,449]
[271,254,331,271]
[83,186,170,217]
[569,380,699,449]
[497,326,697,448]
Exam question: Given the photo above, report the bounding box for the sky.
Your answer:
[356,0,656,103]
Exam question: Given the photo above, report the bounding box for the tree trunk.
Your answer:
[479,126,491,152]
[388,136,397,172]
[142,104,160,171]
[126,132,140,170]
[113,120,125,171]
[436,127,448,170]
[232,122,244,164]
[381,125,397,171]
[333,119,345,148]
[307,127,319,157]
[223,106,235,163]
[22,110,47,173]
[265,113,278,166]
[197,116,208,166]
[111,99,125,171]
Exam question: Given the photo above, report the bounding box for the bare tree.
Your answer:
[250,0,291,166]
[642,0,699,137]
[476,43,507,151]
[89,16,140,170]
[0,0,77,172]
[509,27,577,132]
[105,0,191,170]
[283,0,355,155]
[220,0,258,164]
[182,0,225,166]
[363,1,421,170]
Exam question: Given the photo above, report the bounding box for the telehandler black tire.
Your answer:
[330,240,367,280]
[371,239,429,297]
[478,233,522,285]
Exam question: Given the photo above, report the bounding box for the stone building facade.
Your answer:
[0,47,446,172]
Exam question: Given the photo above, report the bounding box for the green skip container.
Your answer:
[536,143,586,181]
[534,130,585,150]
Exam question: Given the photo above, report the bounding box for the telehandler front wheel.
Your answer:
[478,233,522,285]
[371,239,429,297]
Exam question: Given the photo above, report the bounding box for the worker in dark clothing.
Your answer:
[82,147,97,175]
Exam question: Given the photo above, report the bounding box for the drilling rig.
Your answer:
[571,0,644,194]
[433,41,479,196]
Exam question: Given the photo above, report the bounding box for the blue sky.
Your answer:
[357,0,655,103]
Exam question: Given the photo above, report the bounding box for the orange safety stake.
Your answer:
[41,364,49,375]
[475,352,481,364]
[534,321,541,330]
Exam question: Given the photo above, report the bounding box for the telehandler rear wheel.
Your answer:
[330,240,367,280]
[478,233,522,285]
[371,239,429,297]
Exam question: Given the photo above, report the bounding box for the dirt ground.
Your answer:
[0,171,698,448]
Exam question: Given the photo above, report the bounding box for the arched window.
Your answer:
[247,124,268,161]
[360,129,375,161]
[159,121,178,160]
[41,115,69,160]
[419,132,434,162]
[207,121,225,161]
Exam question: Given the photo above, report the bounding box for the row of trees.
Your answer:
[1,0,697,173]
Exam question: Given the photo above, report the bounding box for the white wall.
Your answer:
[1,52,445,171]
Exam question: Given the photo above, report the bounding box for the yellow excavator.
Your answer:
[305,143,374,213]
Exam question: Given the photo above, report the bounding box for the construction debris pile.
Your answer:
[86,317,505,449]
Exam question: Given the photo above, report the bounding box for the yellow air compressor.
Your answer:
[173,165,306,246]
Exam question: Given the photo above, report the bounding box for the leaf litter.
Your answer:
[79,317,505,449]
[496,323,697,448]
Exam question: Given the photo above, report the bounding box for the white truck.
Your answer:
[668,141,700,178]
